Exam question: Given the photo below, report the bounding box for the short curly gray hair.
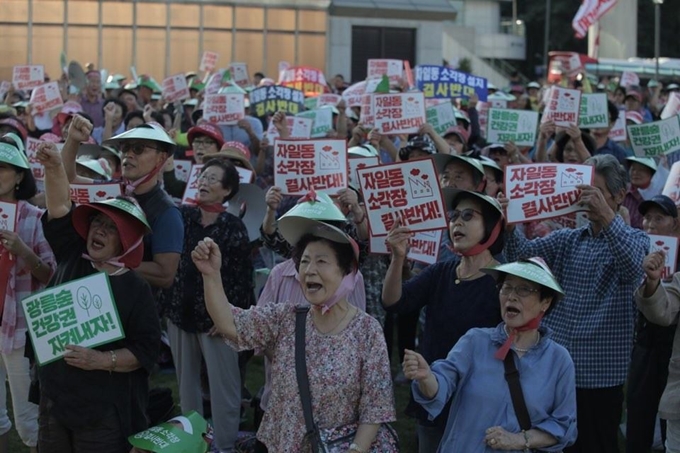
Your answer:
[584,154,629,197]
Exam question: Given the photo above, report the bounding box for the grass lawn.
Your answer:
[7,354,418,452]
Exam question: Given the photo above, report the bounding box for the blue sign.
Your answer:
[415,65,488,101]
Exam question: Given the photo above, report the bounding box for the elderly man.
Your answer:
[627,195,679,452]
[502,154,649,453]
[80,70,104,128]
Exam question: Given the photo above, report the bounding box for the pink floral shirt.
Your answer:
[229,303,395,452]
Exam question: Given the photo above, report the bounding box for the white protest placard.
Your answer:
[367,59,403,83]
[25,138,45,183]
[0,201,17,232]
[161,74,190,103]
[204,93,244,125]
[426,102,457,136]
[504,163,594,224]
[316,94,342,108]
[359,94,374,129]
[181,164,204,205]
[265,116,313,141]
[609,110,627,142]
[541,86,582,127]
[373,92,426,135]
[274,139,348,195]
[204,70,226,96]
[0,81,10,102]
[199,51,219,73]
[235,166,254,184]
[489,98,508,109]
[277,61,290,83]
[648,234,679,280]
[663,161,680,204]
[477,101,490,138]
[661,92,680,120]
[369,229,443,265]
[22,272,124,366]
[348,156,379,188]
[487,108,539,147]
[578,93,609,129]
[357,159,447,235]
[296,108,333,138]
[620,71,640,89]
[29,82,63,115]
[229,63,250,88]
[173,159,192,183]
[628,116,680,158]
[342,81,366,108]
[559,52,583,77]
[69,183,121,205]
[12,65,44,91]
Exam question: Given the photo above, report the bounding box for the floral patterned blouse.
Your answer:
[228,302,396,452]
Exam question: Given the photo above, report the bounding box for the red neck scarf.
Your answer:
[198,203,226,213]
[448,219,503,257]
[123,160,166,196]
[495,313,544,360]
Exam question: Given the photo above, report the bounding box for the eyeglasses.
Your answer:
[448,208,482,223]
[192,139,217,148]
[121,142,161,155]
[90,215,118,234]
[197,173,221,185]
[499,283,540,298]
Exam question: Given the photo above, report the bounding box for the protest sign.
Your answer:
[578,93,609,129]
[199,51,219,72]
[342,81,366,108]
[161,74,190,103]
[279,66,327,95]
[620,71,640,89]
[29,82,63,115]
[235,166,254,184]
[426,102,457,136]
[316,94,342,108]
[296,108,333,138]
[250,86,305,117]
[173,160,192,183]
[357,159,447,235]
[265,116,313,141]
[609,110,627,142]
[229,63,250,88]
[22,272,124,366]
[203,93,244,125]
[369,229,443,265]
[0,201,17,232]
[555,52,583,77]
[489,98,508,109]
[661,92,680,120]
[541,86,582,127]
[359,94,374,128]
[663,161,680,204]
[12,65,44,91]
[504,163,594,224]
[373,92,426,135]
[348,156,379,188]
[404,60,415,89]
[628,116,680,158]
[486,108,539,147]
[415,65,488,101]
[128,411,210,453]
[477,102,490,138]
[182,164,204,205]
[25,138,45,183]
[0,81,10,102]
[648,234,679,280]
[204,70,226,96]
[69,183,121,205]
[274,139,348,195]
[367,59,403,83]
[277,61,290,83]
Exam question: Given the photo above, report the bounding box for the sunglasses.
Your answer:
[121,142,161,155]
[448,208,482,223]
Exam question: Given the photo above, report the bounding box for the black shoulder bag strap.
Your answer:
[503,353,532,431]
[294,306,320,453]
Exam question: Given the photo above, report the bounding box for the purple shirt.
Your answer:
[80,95,105,128]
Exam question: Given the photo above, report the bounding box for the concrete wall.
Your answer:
[461,0,501,35]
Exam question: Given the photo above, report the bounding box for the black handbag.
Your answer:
[294,306,399,453]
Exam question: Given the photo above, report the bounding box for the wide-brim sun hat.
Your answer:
[279,191,347,223]
[103,122,175,149]
[218,141,254,172]
[432,154,485,180]
[0,132,29,169]
[72,197,151,269]
[76,157,112,179]
[442,125,470,143]
[478,155,503,174]
[278,217,359,264]
[0,118,28,142]
[481,257,565,300]
[348,144,378,158]
[626,156,657,173]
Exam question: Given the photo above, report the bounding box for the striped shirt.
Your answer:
[504,216,649,388]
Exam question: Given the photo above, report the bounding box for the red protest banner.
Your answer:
[161,74,190,103]
[12,65,44,91]
[274,139,348,195]
[204,93,244,125]
[280,66,328,95]
[373,92,426,135]
[504,163,594,224]
[182,164,204,205]
[357,159,447,235]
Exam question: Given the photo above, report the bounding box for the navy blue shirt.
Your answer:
[595,139,628,164]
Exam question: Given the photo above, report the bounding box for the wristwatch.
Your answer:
[349,443,367,453]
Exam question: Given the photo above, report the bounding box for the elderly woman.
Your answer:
[194,218,396,453]
[383,189,505,452]
[0,133,55,453]
[622,157,657,230]
[34,142,160,453]
[404,258,577,452]
[158,158,254,453]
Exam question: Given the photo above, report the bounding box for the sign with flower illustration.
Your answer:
[274,139,348,195]
[648,234,679,280]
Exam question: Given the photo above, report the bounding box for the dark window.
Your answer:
[351,26,416,84]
